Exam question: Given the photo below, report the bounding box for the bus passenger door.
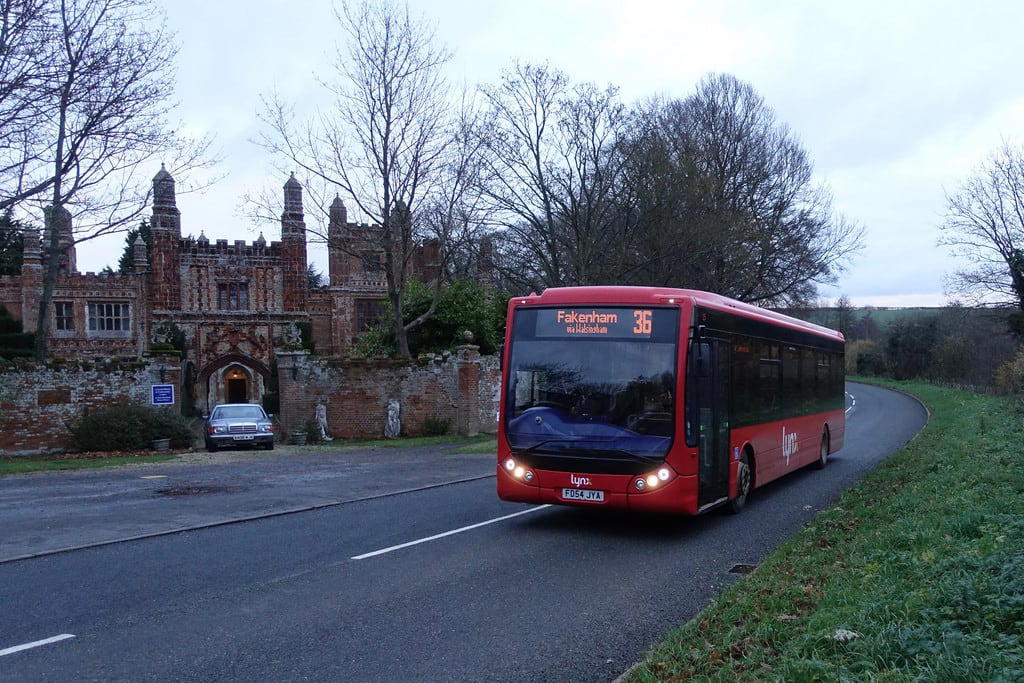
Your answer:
[695,339,731,508]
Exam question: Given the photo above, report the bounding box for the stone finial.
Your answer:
[197,230,208,244]
[153,163,176,210]
[133,233,148,269]
[329,195,347,230]
[256,232,267,247]
[283,172,303,214]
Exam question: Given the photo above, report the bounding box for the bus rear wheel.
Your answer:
[728,451,752,514]
[814,431,829,469]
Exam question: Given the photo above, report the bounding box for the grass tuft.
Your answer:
[630,379,1024,681]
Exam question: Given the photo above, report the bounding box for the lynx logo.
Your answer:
[782,427,799,466]
[570,474,592,487]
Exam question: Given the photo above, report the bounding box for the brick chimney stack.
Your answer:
[42,203,76,275]
[281,173,307,311]
[19,226,41,333]
[328,195,348,286]
[149,164,182,311]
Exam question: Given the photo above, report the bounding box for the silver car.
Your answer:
[204,404,275,451]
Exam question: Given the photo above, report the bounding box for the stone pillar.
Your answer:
[274,350,310,437]
[456,344,481,436]
[146,352,182,413]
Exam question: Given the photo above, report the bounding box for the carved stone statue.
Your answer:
[283,322,302,348]
[314,403,332,441]
[151,324,173,347]
[384,399,401,439]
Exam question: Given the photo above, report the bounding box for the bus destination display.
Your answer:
[535,308,654,338]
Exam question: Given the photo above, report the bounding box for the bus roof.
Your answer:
[514,286,844,342]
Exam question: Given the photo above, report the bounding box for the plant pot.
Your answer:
[289,432,307,445]
[152,438,171,451]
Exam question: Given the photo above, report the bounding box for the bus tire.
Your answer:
[814,430,829,469]
[727,450,753,514]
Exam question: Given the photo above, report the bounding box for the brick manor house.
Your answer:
[0,168,438,415]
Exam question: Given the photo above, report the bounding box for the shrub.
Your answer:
[994,347,1024,395]
[305,419,323,443]
[422,415,451,436]
[850,339,886,375]
[72,403,194,452]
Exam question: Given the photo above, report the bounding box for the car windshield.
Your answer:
[213,406,266,420]
[505,307,679,459]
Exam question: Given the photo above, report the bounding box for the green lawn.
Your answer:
[0,453,176,476]
[630,379,1024,681]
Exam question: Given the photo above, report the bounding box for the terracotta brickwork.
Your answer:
[275,346,499,440]
[0,356,180,455]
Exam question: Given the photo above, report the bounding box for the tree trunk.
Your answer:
[33,216,62,361]
[391,289,410,357]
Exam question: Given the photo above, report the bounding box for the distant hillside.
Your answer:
[778,307,957,329]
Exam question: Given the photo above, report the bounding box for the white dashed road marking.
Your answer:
[845,392,856,414]
[0,634,75,657]
[352,505,551,560]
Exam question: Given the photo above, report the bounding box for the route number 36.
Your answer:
[633,310,652,334]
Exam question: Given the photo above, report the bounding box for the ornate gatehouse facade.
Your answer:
[0,168,437,416]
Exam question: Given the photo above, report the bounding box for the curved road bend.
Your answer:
[0,382,925,681]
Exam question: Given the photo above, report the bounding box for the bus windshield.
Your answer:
[505,307,680,459]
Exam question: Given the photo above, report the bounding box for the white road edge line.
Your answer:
[352,505,552,560]
[0,634,75,657]
[845,392,856,414]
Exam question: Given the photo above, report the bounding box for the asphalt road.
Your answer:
[0,382,926,681]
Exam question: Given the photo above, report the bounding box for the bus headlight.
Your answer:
[513,466,525,478]
[523,470,534,483]
[633,467,675,492]
[504,458,516,472]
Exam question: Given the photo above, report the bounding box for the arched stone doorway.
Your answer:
[224,365,251,404]
[196,354,271,414]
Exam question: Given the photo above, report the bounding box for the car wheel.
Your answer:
[727,450,752,514]
[265,441,275,451]
[205,441,216,453]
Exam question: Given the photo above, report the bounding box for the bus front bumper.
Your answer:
[496,466,698,515]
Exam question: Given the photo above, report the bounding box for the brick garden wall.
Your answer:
[0,355,181,455]
[276,346,500,440]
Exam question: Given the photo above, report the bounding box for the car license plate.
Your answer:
[562,488,604,502]
[232,435,255,441]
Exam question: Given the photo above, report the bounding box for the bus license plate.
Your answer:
[562,488,604,502]
[232,435,255,441]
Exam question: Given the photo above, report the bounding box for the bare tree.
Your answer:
[628,74,862,306]
[0,0,51,210]
[477,62,632,291]
[254,0,455,357]
[23,0,214,360]
[940,141,1024,320]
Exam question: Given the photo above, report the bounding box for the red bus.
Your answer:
[496,286,845,515]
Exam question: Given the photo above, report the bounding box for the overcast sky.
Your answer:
[72,0,1024,307]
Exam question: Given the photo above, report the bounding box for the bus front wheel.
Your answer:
[727,451,752,514]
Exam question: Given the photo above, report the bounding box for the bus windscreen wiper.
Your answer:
[513,440,660,462]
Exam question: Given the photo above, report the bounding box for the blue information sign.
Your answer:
[151,384,175,405]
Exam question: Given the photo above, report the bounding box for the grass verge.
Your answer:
[448,438,497,455]
[0,453,176,476]
[630,378,1024,681]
